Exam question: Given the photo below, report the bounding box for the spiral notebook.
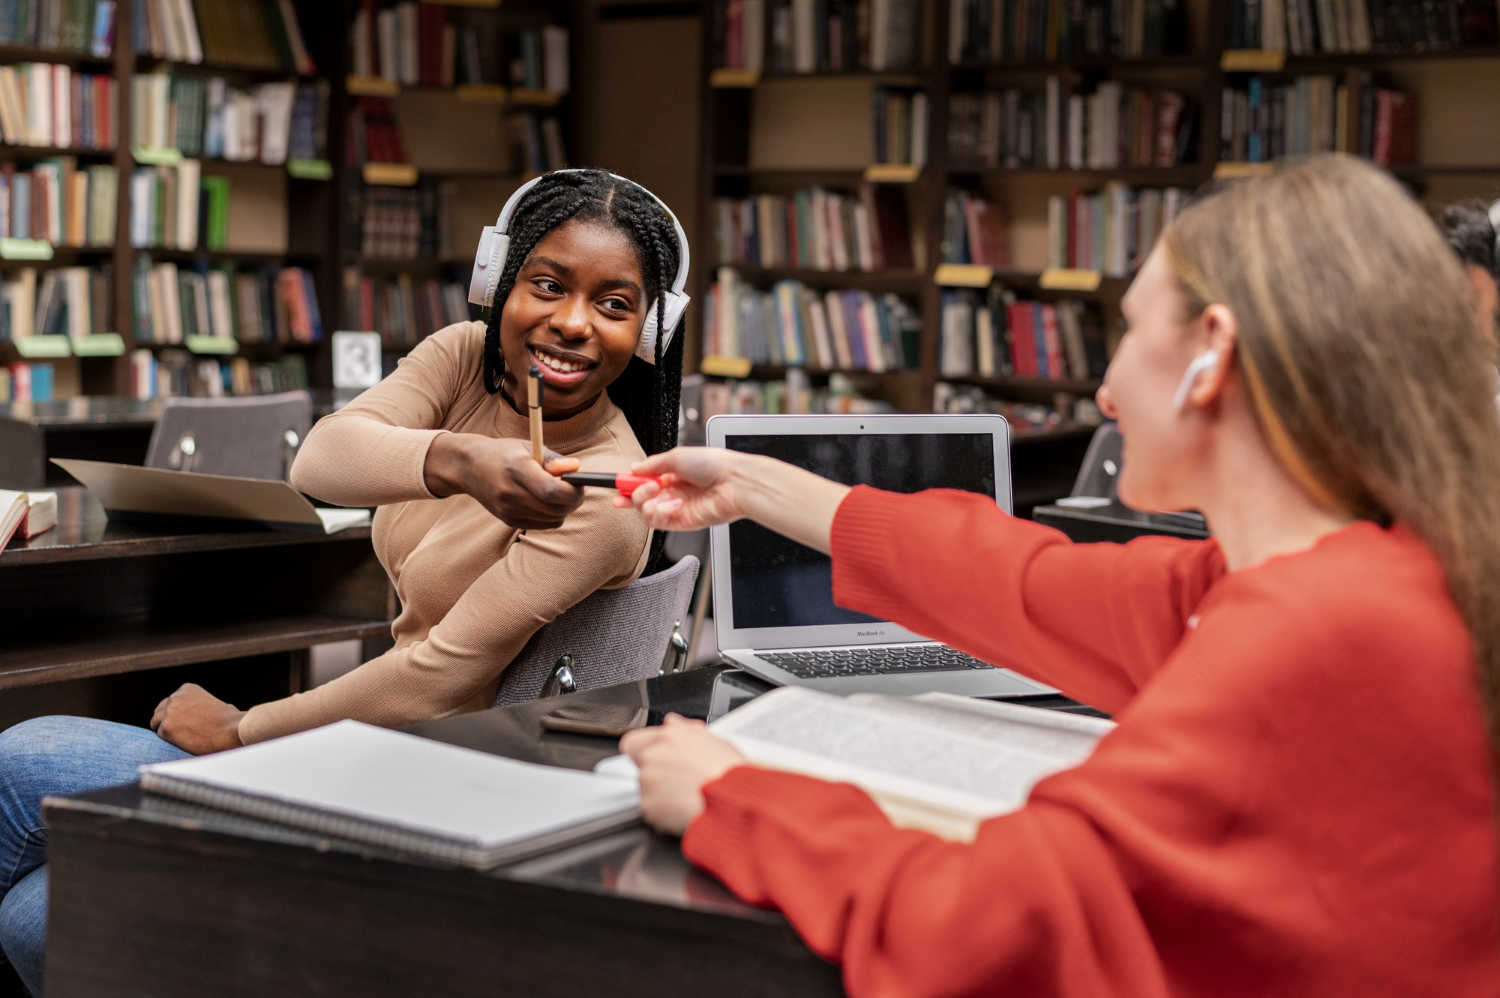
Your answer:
[138,721,641,869]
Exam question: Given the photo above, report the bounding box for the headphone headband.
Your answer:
[468,170,691,365]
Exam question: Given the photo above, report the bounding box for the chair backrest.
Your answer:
[1070,421,1123,499]
[145,391,313,481]
[495,555,700,706]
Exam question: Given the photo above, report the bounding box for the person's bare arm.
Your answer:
[616,447,850,554]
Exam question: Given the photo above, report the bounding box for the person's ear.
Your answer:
[1179,304,1238,412]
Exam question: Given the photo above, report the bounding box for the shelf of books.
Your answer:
[697,0,1500,445]
[340,0,571,375]
[0,0,344,404]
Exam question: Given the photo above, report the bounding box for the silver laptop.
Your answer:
[709,413,1055,698]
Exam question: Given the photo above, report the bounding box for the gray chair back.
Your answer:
[145,391,313,481]
[1071,421,1122,499]
[495,555,700,706]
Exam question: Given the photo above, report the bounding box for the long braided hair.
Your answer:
[479,169,685,572]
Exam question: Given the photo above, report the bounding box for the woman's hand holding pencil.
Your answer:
[423,433,584,531]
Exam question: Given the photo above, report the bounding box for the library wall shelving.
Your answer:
[695,0,1500,506]
[0,0,575,403]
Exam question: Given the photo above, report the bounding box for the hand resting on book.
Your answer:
[620,713,745,834]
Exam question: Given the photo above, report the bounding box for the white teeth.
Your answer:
[532,350,585,374]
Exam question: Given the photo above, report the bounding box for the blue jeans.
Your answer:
[0,717,188,997]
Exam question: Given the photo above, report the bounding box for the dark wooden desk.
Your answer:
[44,668,846,998]
[43,668,1097,997]
[0,399,161,489]
[0,487,392,730]
[1033,501,1211,544]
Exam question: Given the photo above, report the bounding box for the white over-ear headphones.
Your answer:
[1173,349,1220,411]
[468,169,692,365]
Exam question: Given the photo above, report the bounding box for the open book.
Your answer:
[0,490,56,550]
[140,721,641,869]
[602,687,1114,842]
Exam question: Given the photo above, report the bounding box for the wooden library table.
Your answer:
[0,487,393,730]
[43,668,1096,998]
[0,398,161,489]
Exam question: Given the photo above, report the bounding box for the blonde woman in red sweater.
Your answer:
[617,155,1500,996]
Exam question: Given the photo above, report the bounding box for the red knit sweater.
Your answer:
[683,486,1500,998]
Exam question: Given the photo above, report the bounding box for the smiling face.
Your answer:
[498,217,649,419]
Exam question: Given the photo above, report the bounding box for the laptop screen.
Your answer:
[724,433,997,629]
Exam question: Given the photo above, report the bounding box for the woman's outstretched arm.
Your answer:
[622,447,1223,711]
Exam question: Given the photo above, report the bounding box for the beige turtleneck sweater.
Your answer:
[239,320,651,744]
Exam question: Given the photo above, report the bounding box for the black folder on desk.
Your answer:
[52,458,369,534]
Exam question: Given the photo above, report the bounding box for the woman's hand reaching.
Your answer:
[613,447,853,555]
[610,447,747,531]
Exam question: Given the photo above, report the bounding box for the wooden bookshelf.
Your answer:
[694,0,1500,433]
[0,0,577,401]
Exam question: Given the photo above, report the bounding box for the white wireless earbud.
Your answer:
[1173,349,1220,411]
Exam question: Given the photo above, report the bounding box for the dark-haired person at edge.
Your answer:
[0,169,686,997]
[1438,198,1500,336]
[616,156,1499,996]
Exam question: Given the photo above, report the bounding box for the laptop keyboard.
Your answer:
[758,645,993,679]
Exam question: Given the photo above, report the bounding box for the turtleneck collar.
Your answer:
[491,390,622,454]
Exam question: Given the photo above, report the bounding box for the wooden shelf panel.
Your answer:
[951,54,1205,74]
[0,613,391,690]
[1279,45,1500,69]
[948,165,1206,184]
[943,374,1102,393]
[0,144,115,159]
[138,249,322,265]
[701,362,921,379]
[134,55,315,81]
[992,270,1132,294]
[723,265,924,291]
[0,43,112,66]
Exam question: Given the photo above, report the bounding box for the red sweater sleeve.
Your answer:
[830,486,1225,712]
[686,768,1168,998]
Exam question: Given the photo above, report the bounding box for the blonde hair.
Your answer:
[1163,154,1500,768]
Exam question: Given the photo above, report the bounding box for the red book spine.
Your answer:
[1372,90,1394,166]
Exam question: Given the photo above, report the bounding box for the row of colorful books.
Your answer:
[350,3,569,94]
[0,65,117,151]
[0,360,57,401]
[934,382,1104,433]
[129,349,310,400]
[705,269,921,371]
[0,160,116,246]
[949,83,1198,171]
[940,289,1106,381]
[709,0,921,74]
[712,185,914,272]
[0,0,114,55]
[131,257,322,345]
[1046,184,1190,277]
[1219,75,1416,166]
[132,0,313,74]
[699,372,895,418]
[940,188,1011,268]
[341,271,473,349]
[0,264,112,342]
[131,73,328,165]
[948,0,1188,63]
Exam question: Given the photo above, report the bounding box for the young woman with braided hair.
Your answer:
[0,169,687,997]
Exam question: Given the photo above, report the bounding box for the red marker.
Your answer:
[560,472,662,497]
